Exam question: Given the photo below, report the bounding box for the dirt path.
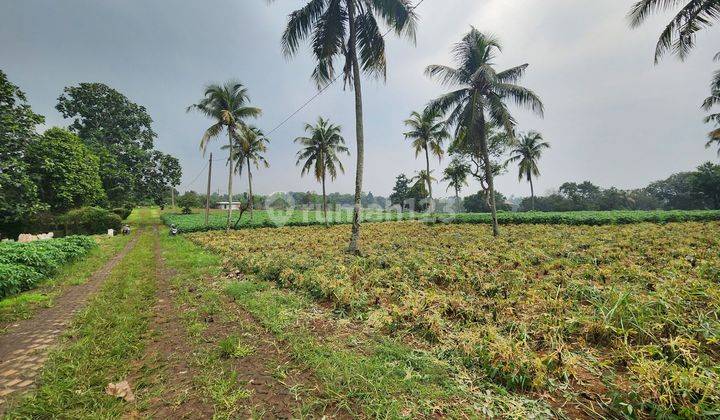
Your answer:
[0,233,140,410]
[132,228,215,418]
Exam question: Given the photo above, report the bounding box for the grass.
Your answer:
[191,220,720,418]
[163,208,720,233]
[4,227,157,417]
[0,233,132,328]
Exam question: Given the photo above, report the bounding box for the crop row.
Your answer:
[0,236,96,298]
[161,209,421,233]
[164,209,720,232]
[190,221,720,417]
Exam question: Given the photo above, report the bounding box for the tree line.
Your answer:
[0,71,181,237]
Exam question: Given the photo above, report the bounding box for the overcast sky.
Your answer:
[2,0,718,198]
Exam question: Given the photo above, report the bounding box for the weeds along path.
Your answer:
[0,231,140,410]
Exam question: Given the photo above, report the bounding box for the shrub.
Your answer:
[111,207,132,220]
[58,207,122,235]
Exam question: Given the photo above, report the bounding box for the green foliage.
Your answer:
[0,235,96,298]
[176,191,201,214]
[25,127,105,212]
[0,70,46,231]
[463,191,512,213]
[55,82,180,206]
[58,207,122,235]
[111,208,131,220]
[162,209,415,233]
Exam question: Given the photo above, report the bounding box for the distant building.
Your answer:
[215,201,242,210]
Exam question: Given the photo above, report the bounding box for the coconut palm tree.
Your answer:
[628,0,720,63]
[442,157,469,212]
[269,0,418,253]
[507,131,550,211]
[187,81,261,230]
[295,117,350,226]
[222,125,270,221]
[426,28,544,236]
[403,108,449,211]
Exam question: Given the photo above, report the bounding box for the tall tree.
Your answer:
[403,107,449,211]
[222,125,270,221]
[139,151,182,208]
[25,127,105,212]
[389,173,412,209]
[0,70,45,235]
[56,83,157,205]
[628,0,720,63]
[187,81,261,230]
[427,28,544,236]
[507,131,550,211]
[271,0,418,253]
[442,157,469,211]
[294,117,349,226]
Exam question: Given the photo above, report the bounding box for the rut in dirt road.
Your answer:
[0,233,141,410]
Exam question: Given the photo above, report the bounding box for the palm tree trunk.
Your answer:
[347,0,364,254]
[529,176,535,211]
[455,190,460,212]
[246,156,254,221]
[322,172,328,227]
[226,129,234,231]
[479,122,499,237]
[424,146,433,213]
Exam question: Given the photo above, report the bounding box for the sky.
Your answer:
[2,0,719,198]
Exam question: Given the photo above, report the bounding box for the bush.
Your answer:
[111,207,132,220]
[58,207,122,235]
[0,236,97,298]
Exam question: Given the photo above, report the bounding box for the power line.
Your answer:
[178,160,208,192]
[265,0,427,136]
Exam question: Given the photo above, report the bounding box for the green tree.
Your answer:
[442,158,469,212]
[628,0,720,63]
[427,28,544,236]
[271,0,418,253]
[295,117,349,226]
[403,107,449,210]
[177,191,201,214]
[0,70,45,234]
[409,169,434,211]
[26,127,105,212]
[692,161,720,208]
[507,131,550,211]
[463,190,512,213]
[56,83,156,205]
[139,151,182,208]
[389,174,411,209]
[188,81,261,230]
[222,125,270,221]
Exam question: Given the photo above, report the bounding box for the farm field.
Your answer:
[163,208,720,232]
[162,208,421,232]
[190,220,720,417]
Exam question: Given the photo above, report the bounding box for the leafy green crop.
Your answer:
[0,236,96,298]
[164,209,720,233]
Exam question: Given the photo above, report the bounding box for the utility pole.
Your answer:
[171,186,175,209]
[205,153,212,226]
